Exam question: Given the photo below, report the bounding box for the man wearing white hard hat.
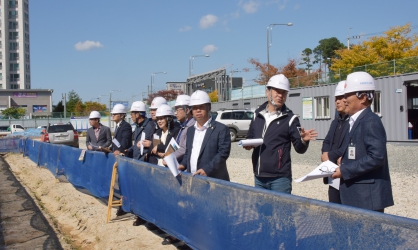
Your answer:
[321,81,350,204]
[110,103,132,156]
[178,90,231,181]
[244,74,318,194]
[332,72,393,212]
[86,111,111,150]
[126,101,154,161]
[173,95,195,163]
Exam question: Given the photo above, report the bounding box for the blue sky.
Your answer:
[30,0,418,105]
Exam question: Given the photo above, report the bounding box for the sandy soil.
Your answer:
[4,148,418,249]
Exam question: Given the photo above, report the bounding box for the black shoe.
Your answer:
[133,216,146,226]
[177,244,192,250]
[116,208,127,216]
[162,236,180,245]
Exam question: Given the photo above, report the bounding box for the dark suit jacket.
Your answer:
[86,124,112,150]
[181,120,231,181]
[322,114,350,164]
[112,120,133,153]
[148,126,180,165]
[127,118,154,160]
[340,107,394,210]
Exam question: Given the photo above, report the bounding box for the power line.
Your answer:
[352,25,418,39]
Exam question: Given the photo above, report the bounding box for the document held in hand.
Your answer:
[294,160,340,190]
[152,133,161,147]
[237,138,263,147]
[164,147,180,177]
[140,132,145,155]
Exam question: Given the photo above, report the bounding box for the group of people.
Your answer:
[85,71,394,246]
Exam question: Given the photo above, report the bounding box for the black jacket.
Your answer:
[112,120,133,154]
[127,118,154,160]
[247,102,308,178]
[148,126,180,165]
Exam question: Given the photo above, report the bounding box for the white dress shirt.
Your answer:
[349,108,366,132]
[190,118,212,174]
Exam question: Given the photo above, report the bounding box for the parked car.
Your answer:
[40,123,79,148]
[211,109,254,141]
[0,124,25,137]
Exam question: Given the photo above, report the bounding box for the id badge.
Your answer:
[348,140,355,160]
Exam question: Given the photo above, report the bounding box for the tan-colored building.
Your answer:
[0,89,53,118]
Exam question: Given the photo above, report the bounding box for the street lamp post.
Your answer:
[150,72,167,94]
[189,54,210,76]
[98,94,108,103]
[267,23,293,65]
[109,90,121,129]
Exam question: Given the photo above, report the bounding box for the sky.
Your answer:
[29,0,418,106]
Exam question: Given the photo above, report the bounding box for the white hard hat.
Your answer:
[266,74,290,92]
[111,103,126,114]
[190,90,211,106]
[344,71,375,94]
[175,95,191,106]
[334,81,346,97]
[156,104,174,117]
[150,97,167,109]
[130,101,146,112]
[89,111,101,119]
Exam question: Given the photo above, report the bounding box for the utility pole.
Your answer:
[347,27,352,50]
[62,93,67,118]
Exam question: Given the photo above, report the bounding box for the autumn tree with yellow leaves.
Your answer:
[331,23,418,77]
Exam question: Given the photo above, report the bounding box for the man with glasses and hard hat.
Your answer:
[321,81,350,204]
[331,72,394,212]
[172,95,195,163]
[125,101,153,161]
[86,111,112,151]
[178,90,231,181]
[244,74,318,194]
[111,103,133,156]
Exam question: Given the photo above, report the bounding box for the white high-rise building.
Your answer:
[0,0,30,90]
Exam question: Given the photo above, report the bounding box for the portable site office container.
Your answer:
[212,72,418,141]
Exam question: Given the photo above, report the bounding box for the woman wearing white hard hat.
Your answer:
[148,104,180,166]
[86,111,112,151]
[331,71,394,212]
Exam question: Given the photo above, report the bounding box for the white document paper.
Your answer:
[112,138,121,148]
[237,139,263,147]
[294,161,339,188]
[140,132,145,155]
[328,177,340,190]
[153,134,159,139]
[166,138,179,153]
[163,153,180,177]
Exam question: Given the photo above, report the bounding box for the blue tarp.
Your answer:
[2,138,418,249]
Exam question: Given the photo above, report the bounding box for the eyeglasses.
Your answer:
[319,166,336,174]
[175,107,184,112]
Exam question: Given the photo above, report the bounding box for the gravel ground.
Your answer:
[227,140,418,220]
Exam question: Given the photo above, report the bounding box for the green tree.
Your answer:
[313,37,346,69]
[1,107,26,119]
[66,90,82,112]
[299,48,313,71]
[53,101,64,112]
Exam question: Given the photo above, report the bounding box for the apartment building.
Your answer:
[0,0,30,90]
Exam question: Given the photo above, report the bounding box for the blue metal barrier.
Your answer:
[2,138,418,249]
[117,157,418,250]
[0,138,20,153]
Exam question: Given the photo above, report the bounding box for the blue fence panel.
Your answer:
[117,157,418,250]
[0,138,21,153]
[24,139,42,164]
[38,142,62,174]
[56,147,115,198]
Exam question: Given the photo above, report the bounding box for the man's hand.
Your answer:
[337,157,342,166]
[162,159,167,166]
[87,145,93,150]
[243,146,254,151]
[151,146,158,155]
[113,150,121,156]
[321,152,329,162]
[157,152,165,158]
[300,128,318,142]
[193,169,207,177]
[178,165,186,171]
[331,167,342,179]
[141,140,151,148]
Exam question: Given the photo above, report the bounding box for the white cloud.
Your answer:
[240,0,260,14]
[202,44,218,54]
[74,40,103,51]
[199,14,218,29]
[179,26,192,32]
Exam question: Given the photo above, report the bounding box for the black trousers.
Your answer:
[328,186,341,204]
